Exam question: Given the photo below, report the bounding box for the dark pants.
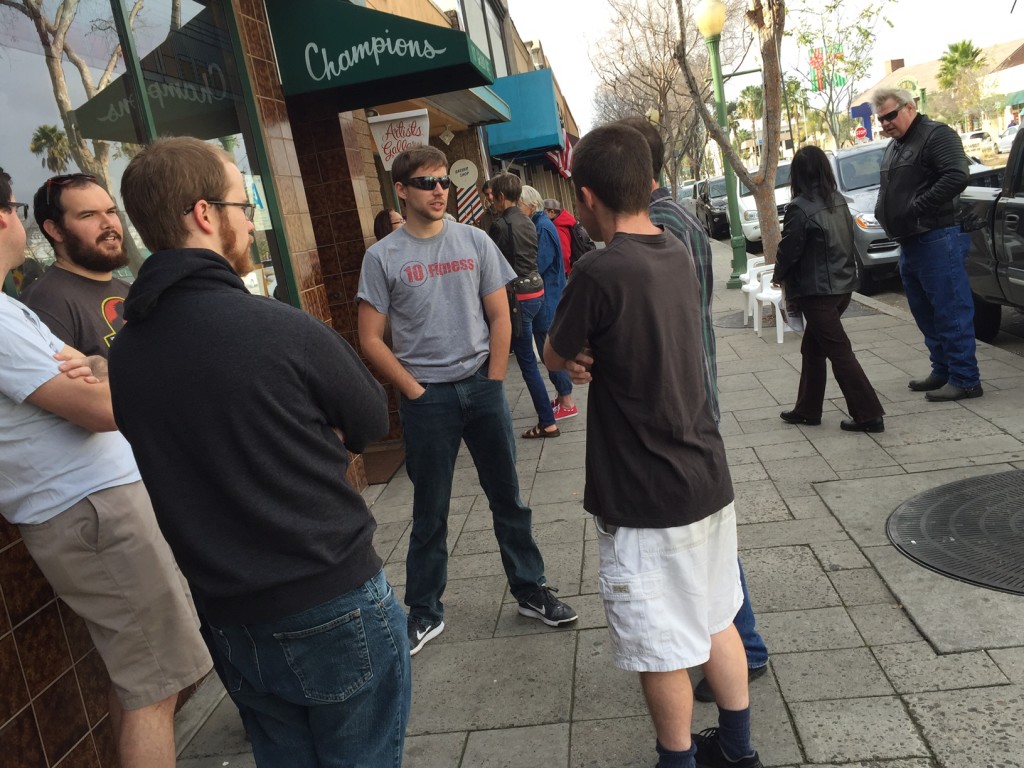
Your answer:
[793,294,884,423]
[899,227,980,388]
[400,367,547,623]
[511,295,558,425]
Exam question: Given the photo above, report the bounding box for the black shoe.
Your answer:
[693,728,764,768]
[908,374,947,392]
[408,617,444,656]
[840,417,885,433]
[517,586,578,626]
[779,410,821,426]
[693,665,768,703]
[925,382,984,402]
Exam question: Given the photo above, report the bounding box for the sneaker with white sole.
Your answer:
[517,586,578,626]
[552,403,578,420]
[693,728,763,768]
[408,618,444,656]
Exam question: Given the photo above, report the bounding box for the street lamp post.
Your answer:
[695,0,747,288]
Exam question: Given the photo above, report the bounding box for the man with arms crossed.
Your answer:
[21,173,130,356]
[357,145,577,656]
[111,138,409,767]
[0,166,211,767]
[873,87,980,401]
[544,125,762,768]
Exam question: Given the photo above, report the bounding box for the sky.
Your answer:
[506,0,1021,133]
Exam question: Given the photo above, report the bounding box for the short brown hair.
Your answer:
[572,123,652,215]
[121,137,233,252]
[391,145,448,184]
[490,172,522,204]
[616,116,664,180]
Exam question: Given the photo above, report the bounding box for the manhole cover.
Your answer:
[886,470,1024,595]
[714,302,877,329]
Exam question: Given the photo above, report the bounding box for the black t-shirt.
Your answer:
[20,266,130,358]
[548,231,733,528]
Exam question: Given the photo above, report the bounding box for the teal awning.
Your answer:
[484,70,563,158]
[1006,90,1024,107]
[265,0,494,111]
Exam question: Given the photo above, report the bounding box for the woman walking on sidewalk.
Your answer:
[774,146,886,433]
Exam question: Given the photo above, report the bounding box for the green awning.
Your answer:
[1006,90,1024,107]
[265,0,494,111]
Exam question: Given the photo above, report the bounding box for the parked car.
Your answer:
[996,125,1018,154]
[677,179,700,217]
[828,140,1002,295]
[728,162,793,252]
[961,130,994,154]
[696,175,729,238]
[960,125,1022,341]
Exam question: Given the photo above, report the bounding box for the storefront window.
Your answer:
[460,0,507,80]
[0,0,146,292]
[484,2,508,78]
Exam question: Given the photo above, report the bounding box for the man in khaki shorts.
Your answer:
[0,165,211,767]
[544,125,763,768]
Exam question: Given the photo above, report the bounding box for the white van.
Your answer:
[728,162,793,251]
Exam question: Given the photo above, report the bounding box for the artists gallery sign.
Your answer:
[368,110,430,171]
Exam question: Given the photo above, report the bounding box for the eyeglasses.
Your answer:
[877,104,906,124]
[45,173,97,208]
[183,200,256,221]
[404,176,451,191]
[2,201,29,221]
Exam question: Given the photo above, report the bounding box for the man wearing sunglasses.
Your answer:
[21,173,131,358]
[1,166,213,767]
[358,145,577,658]
[873,87,981,402]
[110,137,409,767]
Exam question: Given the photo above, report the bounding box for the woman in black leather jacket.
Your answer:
[774,146,886,433]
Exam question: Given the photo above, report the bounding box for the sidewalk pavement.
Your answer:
[175,240,1024,768]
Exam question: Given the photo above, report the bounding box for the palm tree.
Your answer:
[737,85,764,160]
[783,77,809,149]
[29,124,72,174]
[938,41,987,130]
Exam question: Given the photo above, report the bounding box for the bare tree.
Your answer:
[675,0,787,261]
[590,0,715,196]
[789,0,893,150]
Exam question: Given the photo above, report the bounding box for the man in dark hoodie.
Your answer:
[111,137,410,767]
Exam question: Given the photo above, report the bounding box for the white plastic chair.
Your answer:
[740,255,766,286]
[742,263,774,326]
[754,271,786,344]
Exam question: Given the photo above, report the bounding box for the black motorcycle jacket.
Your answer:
[489,206,544,293]
[875,114,969,240]
[775,191,859,301]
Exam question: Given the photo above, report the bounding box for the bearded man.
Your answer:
[22,173,130,357]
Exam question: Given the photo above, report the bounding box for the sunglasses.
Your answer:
[183,200,256,221]
[45,173,97,207]
[3,201,29,221]
[404,176,451,191]
[877,104,906,124]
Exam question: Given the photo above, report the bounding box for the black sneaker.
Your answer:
[408,617,444,656]
[693,664,769,703]
[517,586,578,626]
[693,728,763,768]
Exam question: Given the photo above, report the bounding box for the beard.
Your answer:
[219,215,255,277]
[62,226,129,272]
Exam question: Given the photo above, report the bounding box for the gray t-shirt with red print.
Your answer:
[357,220,515,383]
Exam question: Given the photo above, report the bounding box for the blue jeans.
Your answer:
[734,561,769,668]
[511,296,558,425]
[400,367,546,623]
[899,227,980,388]
[205,569,410,768]
[533,301,573,397]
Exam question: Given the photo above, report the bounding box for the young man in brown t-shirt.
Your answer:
[544,123,762,768]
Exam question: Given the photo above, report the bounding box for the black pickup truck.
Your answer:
[962,127,1024,341]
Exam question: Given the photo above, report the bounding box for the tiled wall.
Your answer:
[0,518,119,767]
[233,0,373,484]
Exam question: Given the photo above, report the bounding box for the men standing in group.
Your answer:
[873,87,981,401]
[544,124,763,768]
[111,137,410,767]
[0,166,212,768]
[618,115,769,706]
[21,173,130,356]
[357,145,577,656]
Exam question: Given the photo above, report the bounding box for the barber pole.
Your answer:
[457,185,484,224]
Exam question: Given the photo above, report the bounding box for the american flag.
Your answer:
[545,129,574,179]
